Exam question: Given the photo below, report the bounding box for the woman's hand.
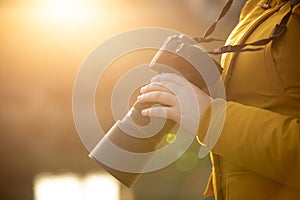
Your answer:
[137,73,212,134]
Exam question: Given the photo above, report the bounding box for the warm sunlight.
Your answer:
[36,0,98,24]
[34,173,81,200]
[34,173,120,200]
[82,173,120,200]
[42,0,91,6]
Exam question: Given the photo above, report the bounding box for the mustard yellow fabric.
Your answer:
[197,0,300,199]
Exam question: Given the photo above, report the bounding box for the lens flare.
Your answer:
[166,133,176,144]
[176,151,199,172]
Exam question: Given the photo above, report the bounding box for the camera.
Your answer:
[89,34,220,187]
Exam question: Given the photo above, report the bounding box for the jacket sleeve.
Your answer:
[197,98,300,190]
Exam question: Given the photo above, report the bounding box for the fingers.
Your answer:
[150,73,198,96]
[151,73,188,86]
[140,82,172,94]
[137,72,206,126]
[141,79,189,96]
[137,90,178,107]
[141,106,180,124]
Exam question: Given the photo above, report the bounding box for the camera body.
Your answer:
[89,34,219,187]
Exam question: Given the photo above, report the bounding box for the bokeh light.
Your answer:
[34,173,120,200]
[166,133,177,144]
[34,173,82,200]
[176,151,199,172]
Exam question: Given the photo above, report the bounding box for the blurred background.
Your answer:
[0,0,245,199]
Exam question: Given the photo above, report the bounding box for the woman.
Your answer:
[137,0,300,199]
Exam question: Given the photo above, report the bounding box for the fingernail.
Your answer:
[140,86,145,92]
[137,95,142,100]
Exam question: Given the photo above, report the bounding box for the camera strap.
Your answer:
[194,0,299,55]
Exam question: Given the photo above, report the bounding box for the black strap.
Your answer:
[196,0,299,55]
[194,0,233,43]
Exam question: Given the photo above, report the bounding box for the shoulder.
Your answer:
[239,0,265,21]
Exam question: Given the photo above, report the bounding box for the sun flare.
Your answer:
[36,0,99,24]
[41,0,92,7]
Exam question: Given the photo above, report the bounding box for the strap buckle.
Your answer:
[210,45,233,55]
[290,0,300,6]
[270,24,287,38]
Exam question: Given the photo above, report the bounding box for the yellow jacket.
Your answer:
[197,0,300,199]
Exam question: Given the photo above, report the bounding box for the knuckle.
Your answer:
[147,83,156,90]
[142,84,150,92]
[143,83,159,92]
[152,91,162,100]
